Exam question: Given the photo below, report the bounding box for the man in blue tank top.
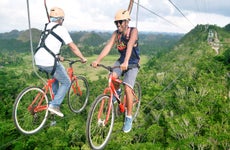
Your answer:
[91,9,140,133]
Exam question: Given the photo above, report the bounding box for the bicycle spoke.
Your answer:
[13,87,49,135]
[68,76,89,113]
[132,82,141,121]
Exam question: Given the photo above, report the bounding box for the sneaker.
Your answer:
[48,106,64,117]
[123,116,132,133]
[112,88,122,103]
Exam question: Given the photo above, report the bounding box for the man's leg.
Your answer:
[48,64,71,117]
[122,67,138,133]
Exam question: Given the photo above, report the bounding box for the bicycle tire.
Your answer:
[12,86,49,135]
[132,81,141,121]
[86,94,115,150]
[68,75,89,113]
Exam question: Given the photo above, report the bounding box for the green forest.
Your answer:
[1,24,230,149]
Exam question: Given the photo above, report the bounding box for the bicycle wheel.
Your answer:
[132,81,141,121]
[12,86,49,135]
[86,94,115,150]
[68,75,89,113]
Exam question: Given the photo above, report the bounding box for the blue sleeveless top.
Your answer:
[116,27,140,64]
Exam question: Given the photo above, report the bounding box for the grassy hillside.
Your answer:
[1,24,230,149]
[0,29,183,57]
[137,24,230,149]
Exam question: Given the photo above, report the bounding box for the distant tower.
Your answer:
[207,30,214,43]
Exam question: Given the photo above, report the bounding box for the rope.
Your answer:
[26,0,46,83]
[168,0,195,27]
[142,73,183,111]
[133,1,187,32]
[44,0,50,22]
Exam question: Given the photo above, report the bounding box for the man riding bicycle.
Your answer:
[91,9,140,133]
[34,7,87,117]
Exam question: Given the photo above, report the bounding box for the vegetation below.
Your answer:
[1,24,230,149]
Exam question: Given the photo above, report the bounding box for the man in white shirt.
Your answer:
[35,7,87,117]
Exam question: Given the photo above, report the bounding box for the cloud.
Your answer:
[0,0,229,33]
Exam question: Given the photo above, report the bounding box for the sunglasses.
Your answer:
[114,20,125,26]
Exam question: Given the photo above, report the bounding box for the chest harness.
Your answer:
[35,23,64,75]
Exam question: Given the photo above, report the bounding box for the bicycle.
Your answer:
[86,64,141,150]
[12,59,89,135]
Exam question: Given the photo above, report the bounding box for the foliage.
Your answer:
[0,29,183,57]
[224,23,230,32]
[1,24,230,149]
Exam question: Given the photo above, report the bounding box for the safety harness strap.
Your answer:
[35,23,64,75]
[116,27,140,61]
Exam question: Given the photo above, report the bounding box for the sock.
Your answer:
[126,115,132,119]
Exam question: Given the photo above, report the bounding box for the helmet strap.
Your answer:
[50,17,64,24]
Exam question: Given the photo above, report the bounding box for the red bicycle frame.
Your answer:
[28,78,55,113]
[67,63,82,96]
[28,59,82,114]
[97,72,125,125]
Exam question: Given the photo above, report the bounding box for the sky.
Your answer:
[0,0,230,34]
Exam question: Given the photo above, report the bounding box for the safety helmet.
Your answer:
[49,7,65,18]
[114,9,131,21]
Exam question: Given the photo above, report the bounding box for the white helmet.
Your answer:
[114,9,131,21]
[49,7,65,18]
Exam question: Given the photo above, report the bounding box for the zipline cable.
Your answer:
[142,72,183,111]
[128,0,134,14]
[26,0,46,83]
[44,0,50,22]
[127,0,139,28]
[168,0,195,28]
[133,1,187,32]
[135,0,140,28]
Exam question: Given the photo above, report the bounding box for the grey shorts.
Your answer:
[113,61,139,89]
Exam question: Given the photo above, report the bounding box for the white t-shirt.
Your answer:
[34,22,73,66]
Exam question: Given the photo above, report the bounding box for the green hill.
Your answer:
[0,28,183,56]
[1,24,230,149]
[138,24,230,149]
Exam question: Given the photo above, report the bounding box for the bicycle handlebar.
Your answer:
[64,59,82,66]
[91,63,139,72]
[97,64,114,72]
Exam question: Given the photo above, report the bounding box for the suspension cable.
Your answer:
[26,0,46,83]
[135,0,140,28]
[134,1,187,32]
[44,0,50,22]
[168,0,195,27]
[142,72,184,110]
[127,0,139,28]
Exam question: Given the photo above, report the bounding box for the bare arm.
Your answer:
[68,42,87,63]
[92,31,117,67]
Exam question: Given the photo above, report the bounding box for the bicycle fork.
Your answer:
[97,97,113,126]
[96,90,126,126]
[71,77,83,96]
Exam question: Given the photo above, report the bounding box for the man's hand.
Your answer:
[91,61,99,68]
[81,57,87,63]
[120,62,128,71]
[58,55,65,62]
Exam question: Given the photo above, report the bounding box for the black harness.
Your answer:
[35,23,64,75]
